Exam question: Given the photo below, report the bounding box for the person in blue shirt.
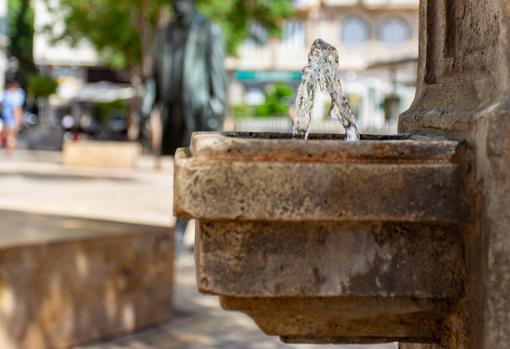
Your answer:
[1,81,25,155]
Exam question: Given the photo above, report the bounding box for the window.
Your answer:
[341,17,370,44]
[281,20,305,49]
[244,22,268,47]
[379,17,411,43]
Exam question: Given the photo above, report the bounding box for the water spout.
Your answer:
[293,39,360,141]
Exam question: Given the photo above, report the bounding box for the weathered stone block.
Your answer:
[175,133,468,224]
[0,210,173,349]
[63,141,141,168]
[196,221,464,299]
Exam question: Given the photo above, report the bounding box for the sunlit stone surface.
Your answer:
[0,211,173,349]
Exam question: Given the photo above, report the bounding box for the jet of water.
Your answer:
[293,39,360,141]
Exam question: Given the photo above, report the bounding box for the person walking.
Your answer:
[1,81,25,155]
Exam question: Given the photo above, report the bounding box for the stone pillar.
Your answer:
[400,0,510,348]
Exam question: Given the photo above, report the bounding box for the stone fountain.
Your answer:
[174,1,510,348]
[175,131,468,345]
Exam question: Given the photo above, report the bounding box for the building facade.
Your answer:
[228,0,419,133]
[33,0,419,134]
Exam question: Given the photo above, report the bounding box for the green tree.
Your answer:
[43,0,167,84]
[45,0,293,83]
[43,0,171,138]
[8,0,36,76]
[197,0,293,55]
[45,0,293,137]
[27,74,59,99]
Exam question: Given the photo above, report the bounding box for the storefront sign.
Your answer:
[234,71,302,82]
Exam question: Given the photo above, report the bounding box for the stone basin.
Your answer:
[174,132,469,344]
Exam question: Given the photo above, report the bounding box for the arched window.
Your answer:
[379,17,411,43]
[341,16,370,44]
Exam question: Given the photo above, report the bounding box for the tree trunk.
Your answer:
[127,72,143,141]
[39,97,56,126]
[127,0,159,142]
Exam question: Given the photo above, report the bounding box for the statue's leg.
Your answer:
[161,102,187,155]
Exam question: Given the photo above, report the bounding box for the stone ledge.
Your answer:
[175,133,468,223]
[191,132,464,163]
[221,296,449,344]
[0,211,173,349]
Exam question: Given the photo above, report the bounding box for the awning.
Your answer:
[73,82,135,103]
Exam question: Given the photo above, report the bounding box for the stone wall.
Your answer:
[399,0,510,348]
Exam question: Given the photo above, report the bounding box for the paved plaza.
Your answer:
[0,150,397,349]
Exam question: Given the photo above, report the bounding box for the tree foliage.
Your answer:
[45,0,293,78]
[255,83,293,117]
[8,0,36,75]
[197,0,293,55]
[27,74,59,98]
[44,0,168,77]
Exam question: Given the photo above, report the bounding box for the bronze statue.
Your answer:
[143,0,227,156]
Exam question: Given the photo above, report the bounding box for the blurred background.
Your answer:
[0,1,418,348]
[0,0,418,151]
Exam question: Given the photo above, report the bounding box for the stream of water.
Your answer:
[293,39,360,141]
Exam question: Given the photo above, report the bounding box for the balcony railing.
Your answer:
[231,117,398,135]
